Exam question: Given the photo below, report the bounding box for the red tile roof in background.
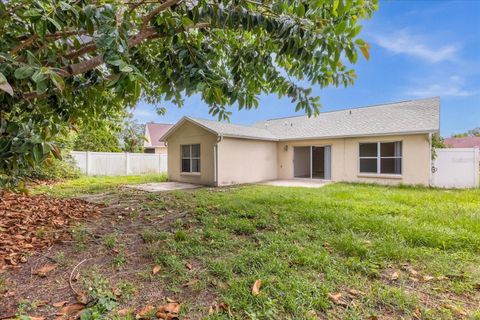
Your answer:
[444,137,480,148]
[145,123,173,147]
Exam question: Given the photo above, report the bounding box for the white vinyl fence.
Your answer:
[431,148,479,188]
[71,151,167,176]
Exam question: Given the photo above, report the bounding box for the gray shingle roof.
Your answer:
[162,97,440,141]
[187,117,278,140]
[253,97,440,140]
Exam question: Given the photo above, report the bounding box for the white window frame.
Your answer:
[359,141,402,175]
[181,144,200,173]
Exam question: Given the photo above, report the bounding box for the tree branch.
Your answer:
[141,0,180,26]
[11,35,38,55]
[63,23,209,77]
[12,31,88,55]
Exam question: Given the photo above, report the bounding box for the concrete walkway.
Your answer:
[125,182,202,192]
[260,179,331,188]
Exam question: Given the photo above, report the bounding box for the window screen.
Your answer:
[181,144,200,173]
[359,142,402,174]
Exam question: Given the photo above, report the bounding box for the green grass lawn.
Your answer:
[33,174,167,197]
[24,182,480,319]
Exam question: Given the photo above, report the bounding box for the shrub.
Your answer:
[26,154,81,181]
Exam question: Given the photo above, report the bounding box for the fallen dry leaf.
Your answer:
[322,242,333,253]
[444,304,468,316]
[156,302,181,320]
[422,275,435,282]
[412,308,422,319]
[57,303,85,316]
[328,293,348,307]
[76,292,89,304]
[35,300,48,307]
[183,279,200,287]
[34,264,57,277]
[117,309,130,316]
[52,301,69,308]
[0,192,101,271]
[252,279,262,296]
[135,305,155,319]
[390,271,399,280]
[306,310,318,318]
[208,305,215,315]
[72,272,80,282]
[185,263,193,270]
[208,303,232,317]
[402,264,419,275]
[152,265,161,275]
[348,288,365,296]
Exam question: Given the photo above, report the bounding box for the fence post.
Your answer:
[157,153,162,173]
[125,152,130,175]
[474,148,479,188]
[86,151,90,176]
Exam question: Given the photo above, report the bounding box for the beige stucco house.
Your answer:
[160,97,440,186]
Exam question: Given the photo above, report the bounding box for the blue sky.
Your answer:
[133,0,480,137]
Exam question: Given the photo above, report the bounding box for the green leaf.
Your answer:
[33,144,43,162]
[181,17,194,27]
[332,0,339,17]
[23,8,42,18]
[86,18,94,35]
[120,65,133,73]
[50,72,65,90]
[47,17,62,31]
[355,39,366,46]
[36,20,47,38]
[335,21,347,35]
[0,72,13,96]
[36,80,48,94]
[296,3,305,17]
[14,66,35,80]
[31,70,49,83]
[0,72,7,85]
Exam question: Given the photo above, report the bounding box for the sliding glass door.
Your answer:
[293,146,331,180]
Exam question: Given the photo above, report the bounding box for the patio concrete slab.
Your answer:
[260,179,331,188]
[125,182,202,192]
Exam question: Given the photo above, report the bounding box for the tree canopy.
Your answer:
[73,125,122,152]
[452,127,480,138]
[0,0,377,185]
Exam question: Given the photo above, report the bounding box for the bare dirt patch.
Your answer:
[0,191,216,319]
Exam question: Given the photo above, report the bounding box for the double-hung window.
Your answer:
[181,144,200,173]
[359,142,402,175]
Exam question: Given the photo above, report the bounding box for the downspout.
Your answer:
[214,136,223,186]
[428,132,433,186]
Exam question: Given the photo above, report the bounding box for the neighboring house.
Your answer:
[444,137,480,148]
[160,97,440,186]
[144,122,173,154]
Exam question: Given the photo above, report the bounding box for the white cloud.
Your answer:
[405,76,477,97]
[371,29,459,63]
[134,109,156,117]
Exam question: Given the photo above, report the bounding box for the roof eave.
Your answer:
[160,117,219,142]
[221,134,279,141]
[277,130,438,141]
